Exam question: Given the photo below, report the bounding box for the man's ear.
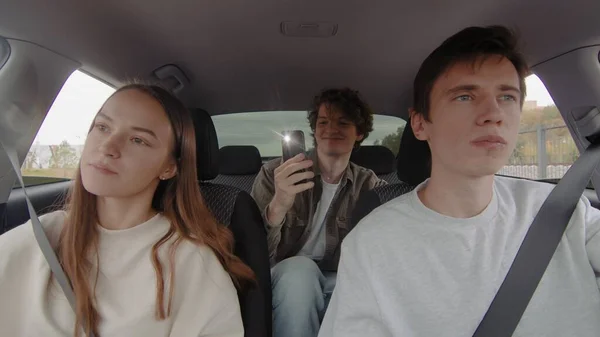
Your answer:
[356,133,364,142]
[409,108,429,141]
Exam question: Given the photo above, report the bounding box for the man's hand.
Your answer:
[267,153,315,226]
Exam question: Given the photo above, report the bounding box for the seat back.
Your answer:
[350,145,401,184]
[351,122,430,227]
[211,145,262,194]
[190,109,272,337]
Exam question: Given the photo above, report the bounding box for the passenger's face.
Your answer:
[315,104,364,157]
[80,89,177,198]
[411,56,522,178]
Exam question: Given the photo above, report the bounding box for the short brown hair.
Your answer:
[307,87,374,148]
[412,25,530,121]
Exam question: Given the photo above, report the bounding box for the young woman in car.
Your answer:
[0,83,254,337]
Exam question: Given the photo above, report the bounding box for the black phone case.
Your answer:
[282,130,311,184]
[282,130,306,162]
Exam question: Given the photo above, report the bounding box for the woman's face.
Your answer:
[80,89,177,198]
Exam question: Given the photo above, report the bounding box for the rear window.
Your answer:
[212,111,406,157]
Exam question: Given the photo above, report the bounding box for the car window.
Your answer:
[18,70,115,187]
[212,111,407,157]
[498,74,577,181]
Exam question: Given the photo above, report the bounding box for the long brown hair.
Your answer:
[56,83,255,337]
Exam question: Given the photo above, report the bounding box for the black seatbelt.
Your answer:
[473,141,600,337]
[0,139,94,337]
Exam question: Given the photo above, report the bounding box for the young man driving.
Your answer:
[319,26,600,337]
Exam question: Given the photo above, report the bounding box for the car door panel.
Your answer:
[2,181,71,234]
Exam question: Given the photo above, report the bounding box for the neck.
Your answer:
[418,165,495,218]
[316,149,350,184]
[96,193,157,230]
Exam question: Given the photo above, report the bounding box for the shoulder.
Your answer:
[172,240,241,319]
[348,161,375,177]
[261,157,281,173]
[345,190,414,245]
[494,175,596,228]
[348,162,385,188]
[175,240,237,291]
[168,239,243,335]
[252,158,280,198]
[0,210,66,249]
[253,158,280,187]
[0,210,66,275]
[495,175,554,194]
[41,210,68,244]
[341,193,416,273]
[494,176,555,208]
[494,175,600,239]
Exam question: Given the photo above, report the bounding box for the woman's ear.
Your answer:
[159,161,178,181]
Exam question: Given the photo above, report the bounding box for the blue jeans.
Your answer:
[271,256,337,337]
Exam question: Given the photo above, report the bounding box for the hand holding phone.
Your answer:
[267,130,315,223]
[270,153,315,222]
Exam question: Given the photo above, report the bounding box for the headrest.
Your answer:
[396,119,431,186]
[350,145,395,174]
[190,109,219,180]
[219,145,262,175]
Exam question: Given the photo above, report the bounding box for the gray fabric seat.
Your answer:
[211,145,262,194]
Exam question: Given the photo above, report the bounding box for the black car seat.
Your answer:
[351,121,430,227]
[350,145,401,184]
[212,145,263,194]
[190,109,272,337]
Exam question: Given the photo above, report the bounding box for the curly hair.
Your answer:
[307,87,374,149]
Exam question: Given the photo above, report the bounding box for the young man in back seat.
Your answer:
[319,26,600,336]
[251,87,386,337]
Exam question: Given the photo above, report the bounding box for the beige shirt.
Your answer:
[0,210,243,337]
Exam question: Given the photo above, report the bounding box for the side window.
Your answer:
[498,74,577,180]
[20,70,115,187]
[212,111,406,157]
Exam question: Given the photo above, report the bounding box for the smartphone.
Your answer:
[282,130,311,185]
[282,130,306,162]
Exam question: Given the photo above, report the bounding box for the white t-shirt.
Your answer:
[0,211,243,337]
[298,179,340,260]
[319,176,600,337]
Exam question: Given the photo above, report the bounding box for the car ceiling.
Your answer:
[1,0,600,118]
